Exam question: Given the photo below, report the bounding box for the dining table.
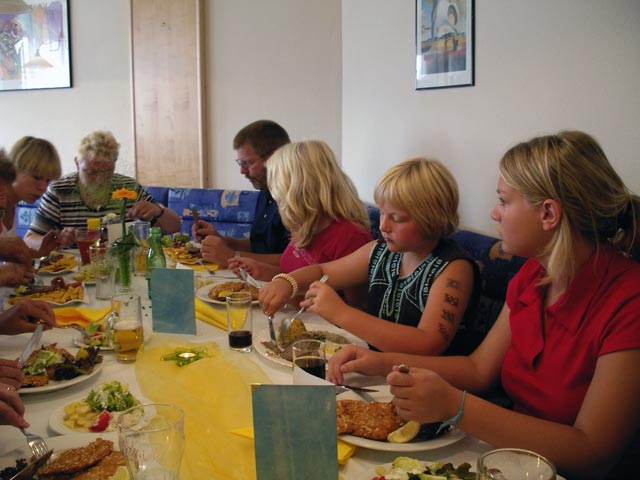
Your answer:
[0,252,494,479]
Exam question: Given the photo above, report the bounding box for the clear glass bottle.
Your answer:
[146,226,166,298]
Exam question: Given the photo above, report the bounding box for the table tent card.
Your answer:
[251,384,338,479]
[150,268,196,334]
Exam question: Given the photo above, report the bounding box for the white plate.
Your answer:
[6,288,89,307]
[49,397,140,435]
[253,319,368,368]
[337,385,466,452]
[0,432,119,472]
[46,294,90,307]
[360,462,567,480]
[37,253,79,275]
[19,362,103,395]
[195,282,259,306]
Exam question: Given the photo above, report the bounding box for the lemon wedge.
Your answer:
[108,466,130,480]
[387,420,421,443]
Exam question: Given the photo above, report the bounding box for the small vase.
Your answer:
[117,250,133,292]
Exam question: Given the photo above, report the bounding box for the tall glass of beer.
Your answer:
[106,294,144,363]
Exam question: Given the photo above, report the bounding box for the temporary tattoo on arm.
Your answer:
[438,323,450,342]
[441,309,455,325]
[444,293,459,307]
[446,278,461,289]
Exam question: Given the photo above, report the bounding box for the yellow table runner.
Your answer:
[136,339,269,480]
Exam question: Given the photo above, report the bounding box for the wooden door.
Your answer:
[131,0,207,187]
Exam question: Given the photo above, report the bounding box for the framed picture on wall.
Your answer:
[415,0,474,90]
[0,0,71,92]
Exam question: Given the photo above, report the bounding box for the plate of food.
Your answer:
[19,344,103,394]
[7,280,88,307]
[196,280,260,305]
[36,251,78,275]
[49,380,142,435]
[254,317,368,368]
[362,456,477,480]
[72,264,96,285]
[336,385,466,452]
[72,322,113,350]
[0,433,124,480]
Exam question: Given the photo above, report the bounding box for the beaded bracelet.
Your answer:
[272,273,299,298]
[436,390,466,434]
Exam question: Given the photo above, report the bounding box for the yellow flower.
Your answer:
[112,188,137,201]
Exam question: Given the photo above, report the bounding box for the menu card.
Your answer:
[150,268,196,334]
[251,384,338,479]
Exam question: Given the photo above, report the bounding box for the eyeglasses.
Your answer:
[235,158,260,169]
[235,150,275,169]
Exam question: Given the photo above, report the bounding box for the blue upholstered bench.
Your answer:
[16,188,524,334]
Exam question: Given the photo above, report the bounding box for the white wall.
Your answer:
[342,0,640,235]
[0,0,135,177]
[2,0,638,239]
[206,0,342,190]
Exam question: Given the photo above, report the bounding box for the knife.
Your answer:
[9,448,53,480]
[19,324,43,365]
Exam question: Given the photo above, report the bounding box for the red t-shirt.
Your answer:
[279,219,372,273]
[502,244,640,425]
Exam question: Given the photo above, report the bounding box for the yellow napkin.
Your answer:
[180,262,219,272]
[229,426,357,465]
[194,298,227,330]
[54,306,111,327]
[136,339,271,480]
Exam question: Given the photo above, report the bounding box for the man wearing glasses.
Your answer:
[25,130,181,250]
[193,120,291,267]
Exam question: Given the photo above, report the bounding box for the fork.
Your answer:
[196,258,220,276]
[20,428,50,461]
[58,325,92,341]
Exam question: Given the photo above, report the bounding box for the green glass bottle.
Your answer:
[146,226,166,298]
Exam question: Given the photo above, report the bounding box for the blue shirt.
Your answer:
[250,189,289,254]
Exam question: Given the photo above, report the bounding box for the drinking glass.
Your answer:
[477,448,556,480]
[89,244,117,300]
[226,292,253,352]
[76,228,101,265]
[106,294,144,362]
[129,221,150,276]
[118,403,185,480]
[292,339,326,380]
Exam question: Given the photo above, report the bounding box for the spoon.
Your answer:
[277,274,328,346]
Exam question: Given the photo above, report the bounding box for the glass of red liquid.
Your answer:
[292,339,326,380]
[76,228,101,265]
[226,292,253,352]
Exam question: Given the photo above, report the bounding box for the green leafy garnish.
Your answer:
[86,380,139,412]
[162,348,210,367]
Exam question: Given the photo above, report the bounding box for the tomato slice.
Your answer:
[89,410,111,432]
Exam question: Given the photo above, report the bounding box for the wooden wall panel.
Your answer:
[131,0,206,187]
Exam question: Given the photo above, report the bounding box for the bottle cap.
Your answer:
[150,227,162,235]
[87,218,101,230]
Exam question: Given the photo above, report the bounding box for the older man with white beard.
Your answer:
[24,130,181,251]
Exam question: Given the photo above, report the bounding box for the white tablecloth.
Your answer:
[0,266,493,479]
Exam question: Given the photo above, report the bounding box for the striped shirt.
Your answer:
[28,173,157,234]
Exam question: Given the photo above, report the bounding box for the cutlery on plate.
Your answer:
[19,324,43,365]
[278,274,329,346]
[335,384,379,394]
[238,268,262,289]
[8,447,53,480]
[267,315,276,342]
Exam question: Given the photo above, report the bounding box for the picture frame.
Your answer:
[0,0,71,92]
[415,0,474,90]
